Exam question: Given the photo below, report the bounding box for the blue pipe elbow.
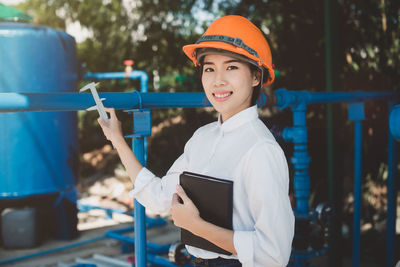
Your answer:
[84,71,149,92]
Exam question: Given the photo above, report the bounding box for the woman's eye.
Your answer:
[204,67,214,72]
[227,65,238,70]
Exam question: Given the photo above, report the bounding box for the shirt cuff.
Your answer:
[129,167,156,198]
[234,230,254,267]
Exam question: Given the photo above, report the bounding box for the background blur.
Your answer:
[5,0,400,265]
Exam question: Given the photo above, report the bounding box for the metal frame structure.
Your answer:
[0,80,397,266]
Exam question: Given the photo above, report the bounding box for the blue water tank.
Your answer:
[0,22,79,199]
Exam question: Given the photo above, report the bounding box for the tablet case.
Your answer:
[179,171,233,255]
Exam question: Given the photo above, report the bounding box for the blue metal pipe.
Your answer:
[84,71,152,179]
[352,120,362,267]
[105,230,135,244]
[84,71,149,93]
[386,101,397,267]
[347,102,365,267]
[283,103,311,216]
[108,226,135,234]
[0,92,210,112]
[275,89,396,109]
[105,231,171,255]
[132,136,147,267]
[1,90,396,113]
[146,242,171,254]
[87,68,155,267]
[78,202,130,217]
[1,87,397,267]
[308,91,395,104]
[389,104,400,140]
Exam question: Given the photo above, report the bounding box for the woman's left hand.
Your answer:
[170,185,201,231]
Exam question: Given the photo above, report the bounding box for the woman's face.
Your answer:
[201,54,259,122]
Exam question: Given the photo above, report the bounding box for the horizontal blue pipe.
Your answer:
[105,232,170,255]
[275,89,397,109]
[84,71,148,93]
[308,91,395,103]
[1,90,396,113]
[0,92,210,112]
[146,242,171,254]
[105,230,135,244]
[78,202,132,216]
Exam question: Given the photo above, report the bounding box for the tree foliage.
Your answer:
[17,0,400,92]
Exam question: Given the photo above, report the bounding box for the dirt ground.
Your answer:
[0,220,180,267]
[0,169,180,267]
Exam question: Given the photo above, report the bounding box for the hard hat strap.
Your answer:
[195,35,262,64]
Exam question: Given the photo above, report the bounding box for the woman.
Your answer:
[98,15,294,267]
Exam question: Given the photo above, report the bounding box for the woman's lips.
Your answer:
[212,91,233,102]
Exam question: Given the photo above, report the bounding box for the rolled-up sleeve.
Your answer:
[234,142,295,267]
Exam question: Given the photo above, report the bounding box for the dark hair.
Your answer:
[249,64,262,106]
[197,57,269,106]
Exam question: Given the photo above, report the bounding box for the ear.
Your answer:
[252,70,261,87]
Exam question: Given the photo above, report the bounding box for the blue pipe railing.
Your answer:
[84,71,150,267]
[0,92,210,112]
[0,89,398,267]
[275,89,395,108]
[276,90,398,266]
[1,90,396,113]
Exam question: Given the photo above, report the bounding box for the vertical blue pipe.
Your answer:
[352,120,362,267]
[133,138,147,267]
[135,73,148,267]
[84,70,150,267]
[140,75,149,166]
[291,104,311,215]
[386,101,397,267]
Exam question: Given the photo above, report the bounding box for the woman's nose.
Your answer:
[213,71,226,87]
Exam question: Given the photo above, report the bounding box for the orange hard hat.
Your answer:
[183,15,275,86]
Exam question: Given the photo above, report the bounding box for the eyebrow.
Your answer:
[203,59,241,65]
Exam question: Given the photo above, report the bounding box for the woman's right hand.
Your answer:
[98,108,125,146]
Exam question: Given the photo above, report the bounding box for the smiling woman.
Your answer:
[97,15,294,267]
[200,53,259,122]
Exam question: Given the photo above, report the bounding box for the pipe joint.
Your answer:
[389,104,400,141]
[274,89,310,110]
[291,152,311,167]
[283,126,308,143]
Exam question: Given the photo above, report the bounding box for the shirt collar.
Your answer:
[217,105,258,133]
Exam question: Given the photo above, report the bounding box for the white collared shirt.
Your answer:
[131,105,295,267]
